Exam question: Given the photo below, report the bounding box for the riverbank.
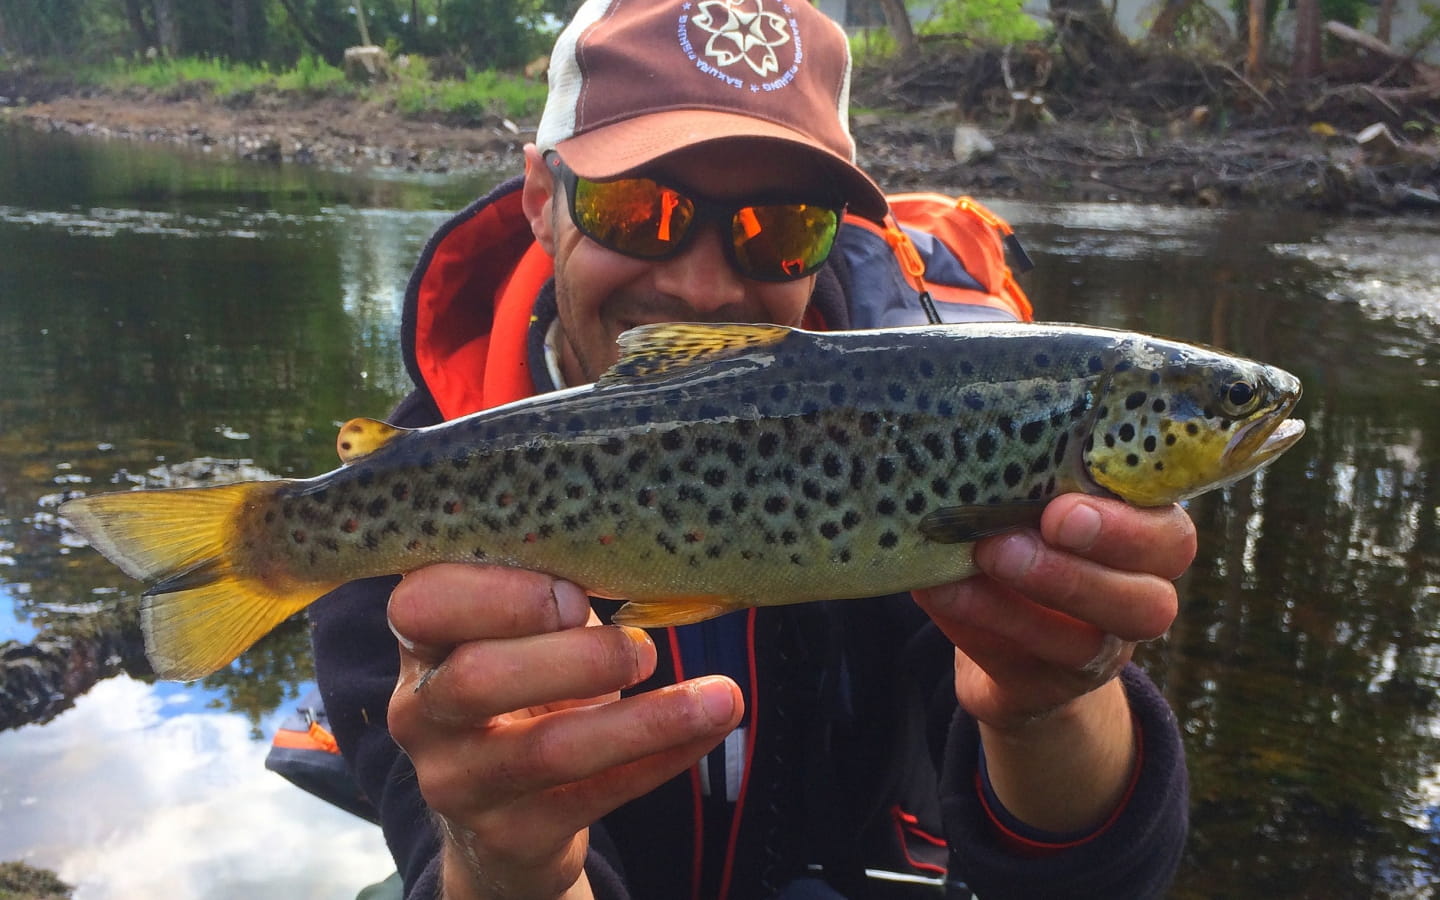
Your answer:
[2,48,1438,214]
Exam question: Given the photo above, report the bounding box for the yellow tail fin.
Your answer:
[61,483,339,681]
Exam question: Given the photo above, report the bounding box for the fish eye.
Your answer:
[1221,379,1259,414]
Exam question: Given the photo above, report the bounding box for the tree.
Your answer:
[1245,0,1266,79]
[1292,0,1321,78]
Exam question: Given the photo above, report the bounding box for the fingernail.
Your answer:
[696,677,736,725]
[386,613,417,653]
[620,625,653,651]
[990,532,1038,581]
[553,580,590,629]
[1055,501,1102,552]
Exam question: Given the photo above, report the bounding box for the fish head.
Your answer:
[1082,350,1305,507]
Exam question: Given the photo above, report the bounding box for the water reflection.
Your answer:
[2,125,1440,897]
[0,676,392,898]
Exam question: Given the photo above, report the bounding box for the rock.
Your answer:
[952,124,995,164]
[343,45,391,83]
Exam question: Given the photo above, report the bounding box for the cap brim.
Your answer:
[554,109,890,223]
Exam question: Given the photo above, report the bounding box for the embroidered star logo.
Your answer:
[691,0,791,78]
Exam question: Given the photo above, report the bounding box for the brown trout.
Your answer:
[61,322,1304,680]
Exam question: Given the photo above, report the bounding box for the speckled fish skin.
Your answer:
[243,321,1302,618]
[60,321,1304,678]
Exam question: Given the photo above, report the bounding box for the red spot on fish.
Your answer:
[684,530,704,544]
[524,532,539,543]
[341,518,359,533]
[598,534,615,545]
[444,499,462,515]
[498,492,514,507]
[292,530,306,544]
[406,539,422,552]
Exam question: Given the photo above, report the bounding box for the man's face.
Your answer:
[521,142,840,385]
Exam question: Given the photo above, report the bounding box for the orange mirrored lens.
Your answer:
[730,204,838,279]
[572,177,695,257]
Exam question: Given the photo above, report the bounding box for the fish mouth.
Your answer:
[1223,396,1306,474]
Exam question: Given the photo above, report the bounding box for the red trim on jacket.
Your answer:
[975,719,1146,858]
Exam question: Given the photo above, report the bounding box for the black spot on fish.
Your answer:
[876,458,897,484]
[977,433,997,462]
[765,496,788,515]
[1020,421,1046,444]
[798,445,817,467]
[964,392,985,411]
[634,406,652,425]
[859,411,882,437]
[1027,484,1045,500]
[708,506,726,526]
[1105,434,1117,448]
[1166,434,1177,446]
[829,383,848,405]
[1031,451,1051,474]
[1034,352,1051,368]
[356,470,375,488]
[879,531,899,549]
[524,446,546,464]
[938,399,955,417]
[1053,432,1070,466]
[960,360,975,376]
[1126,453,1140,466]
[877,496,897,516]
[802,480,823,500]
[888,383,908,403]
[366,497,388,519]
[906,492,927,515]
[1071,396,1090,421]
[1144,435,1158,452]
[958,482,978,503]
[656,466,674,484]
[849,456,868,490]
[1088,355,1105,374]
[704,468,729,488]
[922,433,946,460]
[950,431,969,462]
[1152,399,1167,413]
[825,425,852,448]
[842,510,861,530]
[758,432,780,458]
[1125,392,1147,411]
[421,520,438,537]
[655,532,678,554]
[1004,462,1024,487]
[1186,423,1200,435]
[566,484,585,500]
[1119,423,1136,442]
[820,521,841,540]
[931,478,950,498]
[599,436,625,456]
[660,431,684,452]
[771,384,789,402]
[1115,360,1133,372]
[725,442,746,466]
[627,451,650,473]
[824,489,844,508]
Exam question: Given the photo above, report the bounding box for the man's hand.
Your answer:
[912,494,1194,834]
[386,565,743,900]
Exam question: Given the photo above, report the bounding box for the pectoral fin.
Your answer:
[610,595,740,628]
[917,502,1046,544]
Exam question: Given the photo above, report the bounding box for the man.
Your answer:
[310,1,1192,897]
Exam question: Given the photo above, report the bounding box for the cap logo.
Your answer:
[679,0,803,90]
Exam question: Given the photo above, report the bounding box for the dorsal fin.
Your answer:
[600,323,794,382]
[336,418,410,464]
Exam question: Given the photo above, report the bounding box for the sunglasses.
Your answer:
[544,151,844,283]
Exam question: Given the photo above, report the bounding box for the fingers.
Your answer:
[970,495,1192,642]
[388,563,593,662]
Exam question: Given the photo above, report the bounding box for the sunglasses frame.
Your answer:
[543,151,845,283]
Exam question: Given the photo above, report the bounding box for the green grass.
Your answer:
[76,53,545,122]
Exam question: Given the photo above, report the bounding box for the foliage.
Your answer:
[393,66,547,121]
[0,0,568,73]
[913,0,1046,44]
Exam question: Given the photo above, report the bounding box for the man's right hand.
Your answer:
[386,564,743,900]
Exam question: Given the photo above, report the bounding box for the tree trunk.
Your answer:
[1245,0,1266,79]
[121,0,158,51]
[1292,0,1322,79]
[1376,0,1393,43]
[275,0,332,60]
[1050,0,1129,73]
[231,0,252,61]
[152,0,179,56]
[875,0,917,56]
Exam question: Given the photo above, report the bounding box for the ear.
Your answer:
[521,144,559,256]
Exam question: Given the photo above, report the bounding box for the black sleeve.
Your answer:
[939,664,1189,899]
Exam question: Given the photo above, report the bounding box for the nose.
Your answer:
[649,224,748,316]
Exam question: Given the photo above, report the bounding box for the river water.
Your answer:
[0,123,1437,899]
